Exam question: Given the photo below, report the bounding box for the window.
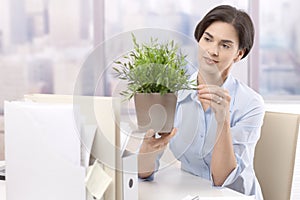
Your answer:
[6,0,300,113]
[257,0,300,99]
[0,0,94,114]
[104,0,249,96]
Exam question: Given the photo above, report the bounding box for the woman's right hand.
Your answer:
[138,128,177,178]
[139,128,177,154]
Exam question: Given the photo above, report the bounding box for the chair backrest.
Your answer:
[254,111,300,200]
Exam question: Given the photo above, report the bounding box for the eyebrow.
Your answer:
[204,32,234,44]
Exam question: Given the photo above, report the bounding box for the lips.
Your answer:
[204,57,219,65]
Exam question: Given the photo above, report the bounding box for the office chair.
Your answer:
[254,111,300,200]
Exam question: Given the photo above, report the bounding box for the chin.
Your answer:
[199,61,220,74]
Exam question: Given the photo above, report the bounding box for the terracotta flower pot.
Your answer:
[134,93,177,133]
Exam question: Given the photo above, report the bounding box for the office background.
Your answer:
[0,0,300,198]
[0,0,300,148]
[0,0,300,107]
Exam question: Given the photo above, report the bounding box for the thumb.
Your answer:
[144,129,156,139]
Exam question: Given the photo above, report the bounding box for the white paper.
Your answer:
[120,122,132,155]
[182,195,199,200]
[0,160,5,177]
[85,160,112,199]
[0,161,5,170]
[81,124,97,167]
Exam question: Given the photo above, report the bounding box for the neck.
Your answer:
[197,71,224,86]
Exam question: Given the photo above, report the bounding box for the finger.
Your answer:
[144,129,156,139]
[159,143,168,150]
[197,84,208,90]
[198,85,230,104]
[200,98,223,107]
[159,139,172,149]
[155,128,176,147]
[199,93,224,104]
[198,84,226,96]
[159,128,177,140]
[147,128,177,148]
[198,87,218,96]
[152,140,165,148]
[168,128,177,138]
[198,93,213,100]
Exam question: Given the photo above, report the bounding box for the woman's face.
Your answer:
[198,21,244,81]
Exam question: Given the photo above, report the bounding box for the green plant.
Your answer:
[113,34,195,100]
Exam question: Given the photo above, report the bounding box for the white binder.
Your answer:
[122,150,138,200]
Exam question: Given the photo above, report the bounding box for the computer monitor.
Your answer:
[5,94,137,200]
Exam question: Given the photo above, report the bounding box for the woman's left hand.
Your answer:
[197,84,231,124]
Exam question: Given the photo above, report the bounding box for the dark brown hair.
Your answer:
[194,5,254,59]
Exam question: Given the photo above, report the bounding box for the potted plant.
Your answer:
[113,34,194,133]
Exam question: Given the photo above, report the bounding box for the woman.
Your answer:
[138,5,264,199]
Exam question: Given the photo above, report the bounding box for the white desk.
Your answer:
[139,162,255,200]
[0,165,254,200]
[0,181,5,199]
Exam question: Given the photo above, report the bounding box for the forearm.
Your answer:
[137,128,176,179]
[211,121,237,186]
[138,153,156,178]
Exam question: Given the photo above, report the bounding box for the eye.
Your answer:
[203,37,212,42]
[222,44,230,49]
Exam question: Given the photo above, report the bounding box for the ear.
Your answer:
[233,49,245,63]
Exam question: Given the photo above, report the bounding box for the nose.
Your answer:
[207,44,219,57]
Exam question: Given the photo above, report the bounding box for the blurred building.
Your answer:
[0,0,93,112]
[48,0,91,47]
